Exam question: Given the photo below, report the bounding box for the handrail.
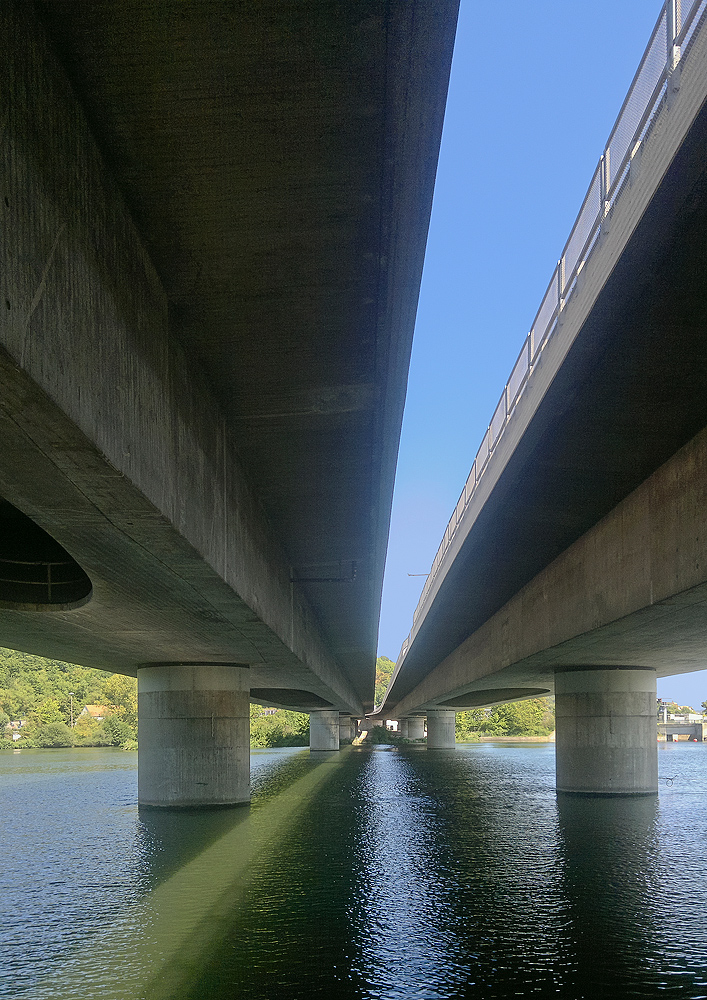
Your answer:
[396,0,707,673]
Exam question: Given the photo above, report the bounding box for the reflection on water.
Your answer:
[2,743,707,998]
[558,794,660,997]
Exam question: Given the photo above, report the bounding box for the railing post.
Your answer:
[600,152,610,216]
[666,0,680,70]
[666,0,681,105]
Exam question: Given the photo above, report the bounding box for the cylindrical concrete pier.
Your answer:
[407,717,425,740]
[398,718,409,739]
[426,709,456,748]
[138,664,250,808]
[555,667,658,796]
[310,709,340,751]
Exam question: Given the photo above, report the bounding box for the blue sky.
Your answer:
[378,0,707,710]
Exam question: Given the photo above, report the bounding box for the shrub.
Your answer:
[96,716,133,746]
[35,722,73,748]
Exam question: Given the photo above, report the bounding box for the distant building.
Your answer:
[78,705,111,722]
[7,720,28,742]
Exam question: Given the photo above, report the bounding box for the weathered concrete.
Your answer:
[407,717,426,740]
[555,668,657,796]
[339,716,354,742]
[426,710,455,749]
[310,710,340,751]
[0,0,459,723]
[398,719,410,738]
[390,422,707,720]
[659,722,707,741]
[138,664,250,808]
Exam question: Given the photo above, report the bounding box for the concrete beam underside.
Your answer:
[392,422,707,718]
[0,3,364,714]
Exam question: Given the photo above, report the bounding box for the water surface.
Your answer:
[2,742,707,998]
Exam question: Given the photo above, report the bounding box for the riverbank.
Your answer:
[477,733,556,743]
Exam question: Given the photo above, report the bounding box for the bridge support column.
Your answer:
[339,715,354,741]
[407,717,425,740]
[137,664,250,808]
[426,709,456,748]
[555,667,658,796]
[310,710,340,751]
[398,718,409,738]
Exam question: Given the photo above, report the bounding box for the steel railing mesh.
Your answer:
[531,275,559,357]
[679,0,707,50]
[562,167,601,289]
[392,0,707,677]
[507,343,530,409]
[607,11,667,192]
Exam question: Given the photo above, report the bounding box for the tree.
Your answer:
[456,709,487,741]
[249,705,309,747]
[375,656,395,706]
[35,722,73,748]
[101,673,137,729]
[457,698,556,738]
[96,715,133,746]
[33,698,65,724]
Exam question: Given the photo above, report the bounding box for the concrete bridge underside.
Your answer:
[0,1,459,804]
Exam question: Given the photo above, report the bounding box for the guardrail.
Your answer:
[396,0,707,670]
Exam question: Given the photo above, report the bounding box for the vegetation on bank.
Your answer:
[375,656,395,707]
[662,700,707,715]
[0,647,310,750]
[249,705,309,747]
[0,648,137,749]
[456,699,555,740]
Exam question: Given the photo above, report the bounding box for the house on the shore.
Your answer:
[78,705,111,722]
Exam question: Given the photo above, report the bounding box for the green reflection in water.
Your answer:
[35,748,349,1000]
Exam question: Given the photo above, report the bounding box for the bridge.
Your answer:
[0,1,458,805]
[379,0,707,794]
[659,722,707,740]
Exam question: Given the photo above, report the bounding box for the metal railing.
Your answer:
[396,0,707,669]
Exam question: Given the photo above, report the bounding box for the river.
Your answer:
[2,742,707,999]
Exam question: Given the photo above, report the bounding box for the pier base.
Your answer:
[138,664,250,808]
[555,667,658,795]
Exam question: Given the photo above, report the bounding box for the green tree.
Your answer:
[35,722,73,748]
[33,698,64,725]
[249,705,309,748]
[460,698,555,738]
[101,673,137,729]
[375,656,395,707]
[456,709,487,741]
[96,716,133,746]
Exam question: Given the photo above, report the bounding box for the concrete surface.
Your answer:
[555,668,658,796]
[138,664,250,807]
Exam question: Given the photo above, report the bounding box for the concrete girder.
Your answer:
[390,422,707,719]
[0,1,367,715]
